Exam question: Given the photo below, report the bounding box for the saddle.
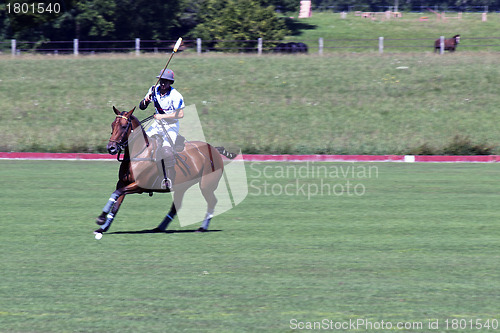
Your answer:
[174,134,185,153]
[152,134,185,159]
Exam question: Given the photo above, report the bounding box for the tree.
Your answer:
[1,0,188,42]
[260,0,301,13]
[192,0,289,52]
[74,0,116,39]
[2,0,75,41]
[112,0,185,40]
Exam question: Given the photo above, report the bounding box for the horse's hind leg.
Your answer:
[155,189,186,232]
[197,188,218,232]
[154,202,177,232]
[197,163,223,232]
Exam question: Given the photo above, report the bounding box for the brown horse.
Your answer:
[434,34,460,52]
[95,106,235,234]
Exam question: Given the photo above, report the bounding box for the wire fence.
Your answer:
[312,5,495,13]
[2,36,500,56]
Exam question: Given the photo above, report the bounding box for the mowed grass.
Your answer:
[0,160,499,332]
[1,52,500,155]
[289,12,500,52]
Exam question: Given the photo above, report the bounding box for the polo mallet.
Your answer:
[144,37,183,119]
[155,37,183,88]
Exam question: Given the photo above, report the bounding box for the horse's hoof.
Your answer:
[96,216,106,226]
[195,227,207,233]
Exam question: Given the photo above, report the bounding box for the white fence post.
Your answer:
[318,37,323,55]
[379,37,384,54]
[135,38,140,56]
[440,36,444,54]
[197,38,202,54]
[73,38,79,55]
[11,39,16,56]
[257,38,262,55]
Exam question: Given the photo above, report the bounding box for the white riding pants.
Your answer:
[146,120,179,147]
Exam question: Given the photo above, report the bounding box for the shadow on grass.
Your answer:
[284,17,317,36]
[108,229,222,235]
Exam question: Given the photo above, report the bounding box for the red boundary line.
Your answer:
[0,152,114,160]
[1,152,500,163]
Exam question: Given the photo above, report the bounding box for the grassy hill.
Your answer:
[1,12,500,155]
[282,11,500,53]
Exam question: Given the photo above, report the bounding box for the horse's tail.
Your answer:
[215,146,238,159]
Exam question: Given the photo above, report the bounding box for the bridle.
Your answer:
[109,114,153,162]
[109,114,132,155]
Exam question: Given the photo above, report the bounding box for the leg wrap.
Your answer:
[100,212,115,232]
[201,213,214,230]
[103,193,119,213]
[156,214,174,231]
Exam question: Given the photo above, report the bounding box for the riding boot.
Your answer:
[157,146,176,190]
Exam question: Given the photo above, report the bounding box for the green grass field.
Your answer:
[1,160,499,332]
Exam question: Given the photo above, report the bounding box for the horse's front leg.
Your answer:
[95,193,125,233]
[96,180,125,226]
[95,182,140,233]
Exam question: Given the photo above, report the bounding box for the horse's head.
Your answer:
[107,106,136,155]
[454,35,461,44]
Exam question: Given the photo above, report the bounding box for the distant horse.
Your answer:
[274,42,308,53]
[295,42,308,53]
[434,34,460,52]
[95,106,236,234]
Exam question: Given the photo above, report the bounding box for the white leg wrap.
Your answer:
[103,193,119,213]
[100,212,114,231]
[201,213,213,230]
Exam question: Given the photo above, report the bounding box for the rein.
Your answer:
[140,114,155,124]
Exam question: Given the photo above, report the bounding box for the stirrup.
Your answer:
[161,178,172,190]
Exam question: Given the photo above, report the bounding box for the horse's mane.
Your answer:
[128,114,150,147]
[129,114,141,128]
